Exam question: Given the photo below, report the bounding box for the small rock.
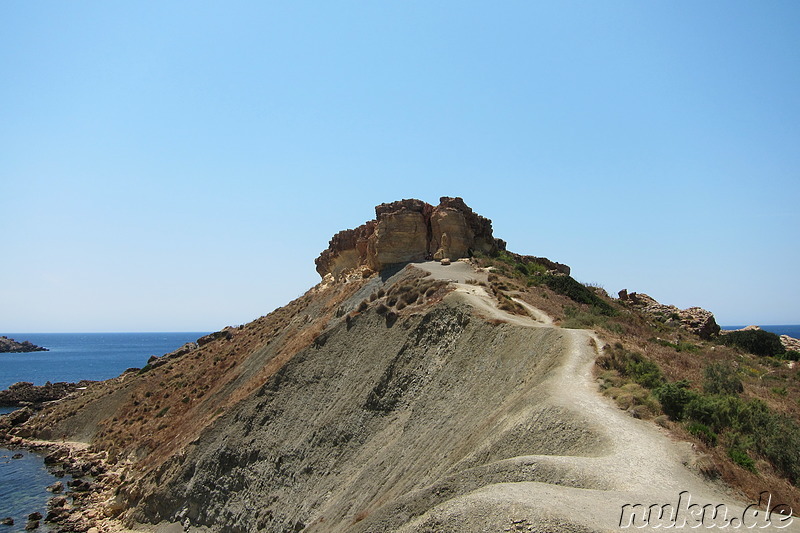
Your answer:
[48,496,67,508]
[27,513,42,521]
[0,517,13,526]
[45,509,66,523]
[440,258,451,265]
[24,519,39,530]
[46,481,63,493]
[11,453,23,459]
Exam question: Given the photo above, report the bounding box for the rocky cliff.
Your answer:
[315,197,505,278]
[0,336,48,353]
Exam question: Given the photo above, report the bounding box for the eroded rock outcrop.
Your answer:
[0,336,48,353]
[0,381,97,407]
[618,290,720,339]
[316,197,505,278]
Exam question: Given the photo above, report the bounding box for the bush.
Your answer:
[684,394,743,433]
[687,422,718,446]
[544,275,615,315]
[655,380,696,420]
[729,446,756,472]
[703,362,743,396]
[597,344,664,389]
[721,329,785,357]
[782,350,800,361]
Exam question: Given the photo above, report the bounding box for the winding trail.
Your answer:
[406,261,792,531]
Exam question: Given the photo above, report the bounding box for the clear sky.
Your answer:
[1,1,798,332]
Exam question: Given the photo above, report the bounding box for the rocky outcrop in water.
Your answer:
[618,290,720,339]
[0,381,96,407]
[0,336,48,353]
[315,197,505,278]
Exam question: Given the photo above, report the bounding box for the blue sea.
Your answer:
[721,325,800,338]
[0,332,207,531]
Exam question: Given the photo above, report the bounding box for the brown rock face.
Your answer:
[315,197,503,278]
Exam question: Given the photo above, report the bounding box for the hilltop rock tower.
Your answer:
[315,197,506,278]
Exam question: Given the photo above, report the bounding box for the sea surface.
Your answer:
[721,324,800,338]
[0,332,208,391]
[0,332,207,531]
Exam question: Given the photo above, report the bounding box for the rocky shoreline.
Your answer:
[0,336,48,353]
[0,381,97,408]
[0,432,124,533]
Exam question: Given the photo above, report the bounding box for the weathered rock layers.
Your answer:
[315,197,505,278]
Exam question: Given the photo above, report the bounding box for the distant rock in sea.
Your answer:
[0,336,48,353]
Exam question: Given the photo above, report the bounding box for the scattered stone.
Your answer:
[12,453,23,459]
[24,519,39,530]
[46,481,63,493]
[27,513,42,521]
[440,257,451,265]
[0,517,13,526]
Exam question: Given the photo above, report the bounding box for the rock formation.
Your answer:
[618,290,721,339]
[0,336,48,353]
[315,197,505,278]
[0,380,96,407]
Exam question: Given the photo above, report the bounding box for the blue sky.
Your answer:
[1,1,798,332]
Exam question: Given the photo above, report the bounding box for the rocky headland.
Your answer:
[1,197,797,532]
[0,336,48,353]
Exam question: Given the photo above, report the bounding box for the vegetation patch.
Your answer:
[720,329,785,357]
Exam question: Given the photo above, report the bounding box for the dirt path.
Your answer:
[409,261,791,531]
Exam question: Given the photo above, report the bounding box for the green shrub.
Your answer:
[721,329,785,357]
[703,362,743,396]
[654,380,696,420]
[597,344,664,389]
[751,412,800,484]
[729,447,756,472]
[687,422,718,446]
[544,275,615,315]
[783,350,800,361]
[684,394,743,433]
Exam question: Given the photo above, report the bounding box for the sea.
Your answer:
[0,332,207,531]
[721,324,800,338]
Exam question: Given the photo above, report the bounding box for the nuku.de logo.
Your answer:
[619,491,794,529]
